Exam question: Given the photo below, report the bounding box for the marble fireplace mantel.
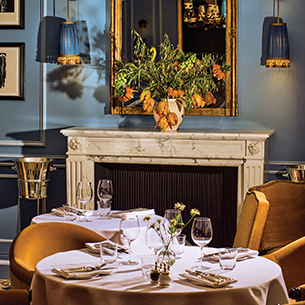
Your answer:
[60,127,274,221]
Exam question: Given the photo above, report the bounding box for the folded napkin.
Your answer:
[85,240,129,254]
[201,248,259,262]
[51,263,112,279]
[179,270,237,288]
[51,208,74,217]
[111,208,155,218]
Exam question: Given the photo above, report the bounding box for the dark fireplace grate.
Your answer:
[95,163,237,248]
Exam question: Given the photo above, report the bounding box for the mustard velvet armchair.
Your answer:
[0,289,30,305]
[9,222,106,290]
[249,180,305,254]
[233,190,269,250]
[236,180,305,293]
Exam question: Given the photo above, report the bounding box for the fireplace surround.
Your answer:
[61,127,274,226]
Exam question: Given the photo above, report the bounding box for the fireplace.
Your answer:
[61,127,273,246]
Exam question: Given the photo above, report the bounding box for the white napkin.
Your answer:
[51,262,112,279]
[201,248,259,262]
[85,240,129,254]
[111,208,155,219]
[179,272,237,288]
[51,208,74,217]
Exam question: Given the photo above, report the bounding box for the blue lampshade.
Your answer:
[266,23,290,68]
[57,21,81,65]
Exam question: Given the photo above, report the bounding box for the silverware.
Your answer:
[60,263,106,273]
[185,269,235,283]
[202,247,248,260]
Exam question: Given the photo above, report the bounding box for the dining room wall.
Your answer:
[0,0,304,279]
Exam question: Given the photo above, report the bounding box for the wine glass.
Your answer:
[119,215,140,265]
[191,217,213,271]
[76,182,93,222]
[164,209,183,235]
[97,179,113,219]
[145,224,164,260]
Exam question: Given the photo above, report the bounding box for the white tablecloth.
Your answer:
[31,211,159,245]
[31,246,289,305]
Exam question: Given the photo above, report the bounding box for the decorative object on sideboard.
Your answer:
[57,0,81,65]
[265,0,290,68]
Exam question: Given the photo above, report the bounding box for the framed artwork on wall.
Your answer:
[0,43,25,100]
[0,0,25,29]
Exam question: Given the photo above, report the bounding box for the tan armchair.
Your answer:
[0,289,30,305]
[234,180,305,294]
[9,222,106,290]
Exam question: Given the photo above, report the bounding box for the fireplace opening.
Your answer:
[95,163,238,248]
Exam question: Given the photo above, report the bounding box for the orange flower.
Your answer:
[213,65,226,80]
[203,92,217,106]
[140,90,151,102]
[155,115,169,131]
[167,112,178,127]
[155,101,169,117]
[118,87,133,102]
[192,94,205,108]
[166,87,184,98]
[143,98,155,112]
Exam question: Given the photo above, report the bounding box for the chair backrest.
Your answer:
[0,289,30,305]
[233,191,269,250]
[249,180,305,252]
[9,222,105,290]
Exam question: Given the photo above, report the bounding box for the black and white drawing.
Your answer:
[0,53,7,88]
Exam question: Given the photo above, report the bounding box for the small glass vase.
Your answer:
[157,241,176,266]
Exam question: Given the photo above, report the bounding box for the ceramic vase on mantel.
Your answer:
[153,99,185,132]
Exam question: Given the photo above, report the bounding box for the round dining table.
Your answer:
[31,210,158,245]
[31,244,289,305]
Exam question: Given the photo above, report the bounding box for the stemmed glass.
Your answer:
[164,209,183,235]
[97,179,113,219]
[76,182,93,222]
[191,217,213,271]
[145,224,164,260]
[119,215,140,265]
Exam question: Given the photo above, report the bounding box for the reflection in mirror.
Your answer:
[110,0,237,116]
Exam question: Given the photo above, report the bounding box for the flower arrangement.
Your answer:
[144,202,200,265]
[144,202,200,242]
[113,31,230,130]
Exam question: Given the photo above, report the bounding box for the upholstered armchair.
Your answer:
[9,222,106,290]
[234,180,305,293]
[0,289,30,305]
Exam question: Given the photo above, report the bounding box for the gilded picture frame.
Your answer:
[0,43,25,100]
[0,0,25,29]
[109,0,238,116]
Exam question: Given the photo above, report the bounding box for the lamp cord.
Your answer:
[277,0,279,23]
[67,0,69,22]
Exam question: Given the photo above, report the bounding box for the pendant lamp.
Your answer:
[57,0,81,65]
[265,0,290,68]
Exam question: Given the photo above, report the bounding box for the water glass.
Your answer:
[218,248,238,270]
[100,241,118,264]
[140,255,155,279]
[172,234,186,258]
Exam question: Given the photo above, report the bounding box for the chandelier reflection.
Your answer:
[183,0,226,29]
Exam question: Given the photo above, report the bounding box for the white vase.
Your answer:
[153,99,185,132]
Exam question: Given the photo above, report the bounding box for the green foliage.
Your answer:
[113,31,228,110]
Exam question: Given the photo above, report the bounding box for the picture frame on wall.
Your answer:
[0,43,25,100]
[0,0,25,29]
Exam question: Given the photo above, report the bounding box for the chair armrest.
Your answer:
[264,236,305,291]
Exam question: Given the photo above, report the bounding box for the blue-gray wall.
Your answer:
[0,0,304,278]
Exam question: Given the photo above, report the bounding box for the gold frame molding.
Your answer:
[110,0,238,116]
